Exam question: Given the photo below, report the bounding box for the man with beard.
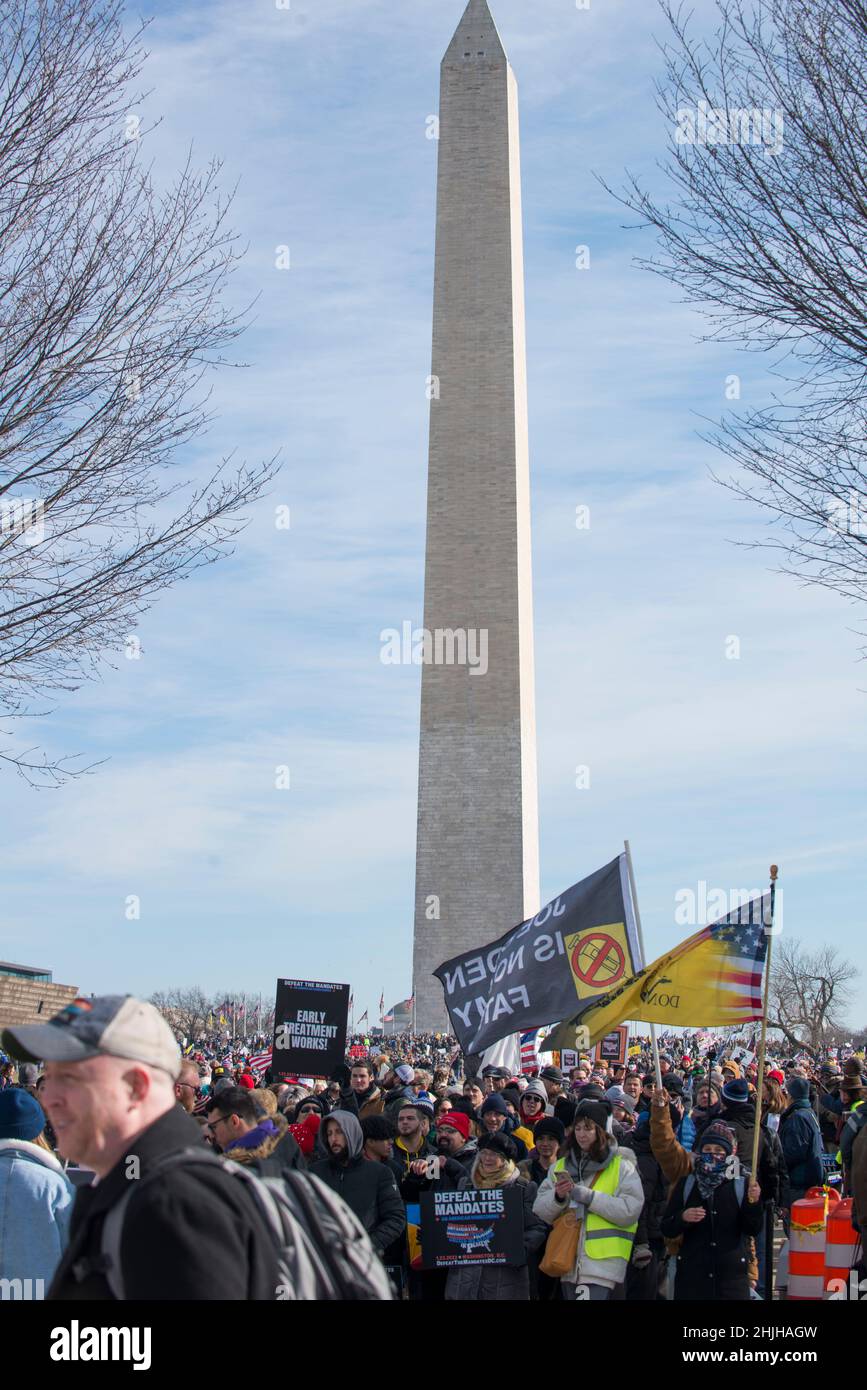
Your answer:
[309,1111,404,1261]
[434,1111,477,1172]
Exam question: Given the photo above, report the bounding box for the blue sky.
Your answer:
[2,0,865,1030]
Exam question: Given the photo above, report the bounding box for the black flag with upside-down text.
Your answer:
[433,854,643,1055]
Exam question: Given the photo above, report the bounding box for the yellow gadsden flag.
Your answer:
[545,896,770,1052]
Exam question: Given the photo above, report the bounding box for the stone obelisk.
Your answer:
[412,0,539,1031]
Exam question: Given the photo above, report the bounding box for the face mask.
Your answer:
[695,1152,727,1179]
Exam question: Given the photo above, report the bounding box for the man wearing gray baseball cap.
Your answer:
[2,995,280,1300]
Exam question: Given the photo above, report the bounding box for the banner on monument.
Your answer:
[271,978,350,1080]
[433,854,642,1055]
[420,1187,525,1269]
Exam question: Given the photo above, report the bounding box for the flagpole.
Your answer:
[750,864,778,1186]
[625,839,663,1089]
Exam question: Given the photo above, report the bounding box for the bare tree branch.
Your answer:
[0,0,279,784]
[607,0,867,615]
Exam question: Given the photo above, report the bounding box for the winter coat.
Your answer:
[779,1099,824,1199]
[444,1170,546,1301]
[338,1083,386,1121]
[761,1115,790,1211]
[47,1105,280,1300]
[533,1141,645,1290]
[0,1139,74,1293]
[309,1110,405,1259]
[222,1111,305,1177]
[662,1172,763,1300]
[650,1099,760,1283]
[851,1123,867,1233]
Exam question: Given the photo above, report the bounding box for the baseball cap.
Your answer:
[1,995,181,1080]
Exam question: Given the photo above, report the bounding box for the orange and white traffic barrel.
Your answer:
[824,1197,859,1294]
[788,1192,830,1300]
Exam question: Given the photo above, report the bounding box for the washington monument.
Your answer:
[412,0,540,1031]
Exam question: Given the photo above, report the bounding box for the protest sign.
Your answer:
[420,1187,525,1270]
[594,1026,628,1066]
[271,978,349,1080]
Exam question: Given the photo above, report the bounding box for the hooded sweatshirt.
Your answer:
[519,1079,550,1125]
[309,1110,405,1256]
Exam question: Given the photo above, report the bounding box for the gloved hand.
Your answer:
[330,1063,351,1087]
[572,1184,594,1207]
[632,1244,653,1268]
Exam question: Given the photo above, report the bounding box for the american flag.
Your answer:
[705,900,769,1018]
[520,1029,539,1074]
[248,1049,272,1077]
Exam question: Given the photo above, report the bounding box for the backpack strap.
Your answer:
[683,1173,746,1206]
[97,1147,239,1299]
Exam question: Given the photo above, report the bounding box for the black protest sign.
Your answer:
[420,1186,525,1269]
[596,1026,628,1066]
[271,979,349,1079]
[433,855,641,1055]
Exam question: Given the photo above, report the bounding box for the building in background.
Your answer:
[0,961,79,1029]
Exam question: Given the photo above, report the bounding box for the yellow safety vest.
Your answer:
[554,1155,638,1263]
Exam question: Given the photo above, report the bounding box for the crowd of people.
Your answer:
[1,996,865,1302]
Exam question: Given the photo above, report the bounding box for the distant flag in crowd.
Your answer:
[545,893,772,1051]
[248,1049,272,1077]
[379,992,385,1017]
[357,1010,369,1026]
[382,1012,394,1023]
[520,1029,539,1074]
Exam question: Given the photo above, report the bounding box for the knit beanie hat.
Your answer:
[576,1083,607,1101]
[533,1116,566,1144]
[722,1077,750,1105]
[698,1121,736,1156]
[787,1076,810,1101]
[360,1113,396,1143]
[237,1073,255,1090]
[604,1086,635,1114]
[0,1088,45,1141]
[573,1098,612,1132]
[480,1092,509,1116]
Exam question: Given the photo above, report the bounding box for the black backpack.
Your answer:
[100,1148,393,1301]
